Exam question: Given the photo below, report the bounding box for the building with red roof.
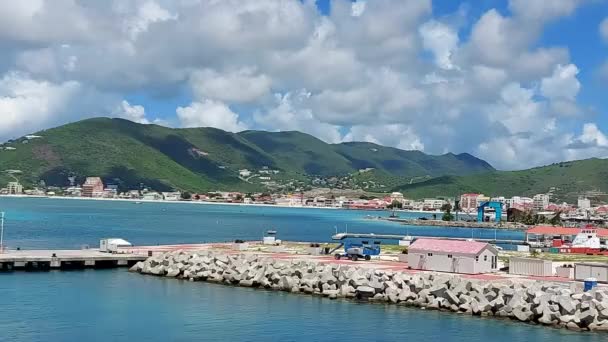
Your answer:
[408,238,498,274]
[525,225,608,248]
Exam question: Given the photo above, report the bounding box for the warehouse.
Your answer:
[407,239,498,274]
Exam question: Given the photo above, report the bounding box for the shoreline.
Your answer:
[0,194,443,215]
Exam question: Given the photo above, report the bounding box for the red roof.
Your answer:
[527,226,608,238]
[409,238,490,255]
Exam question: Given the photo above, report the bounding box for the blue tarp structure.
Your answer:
[477,201,502,222]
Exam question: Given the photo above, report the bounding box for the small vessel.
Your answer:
[266,230,277,235]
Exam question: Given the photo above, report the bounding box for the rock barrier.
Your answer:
[131,251,608,332]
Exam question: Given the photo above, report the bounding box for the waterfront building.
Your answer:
[162,192,181,201]
[82,177,104,198]
[390,192,405,203]
[533,194,550,210]
[490,196,506,205]
[7,181,23,194]
[407,239,499,274]
[578,197,591,209]
[238,169,251,178]
[142,192,163,201]
[423,198,446,210]
[475,195,491,208]
[460,193,481,211]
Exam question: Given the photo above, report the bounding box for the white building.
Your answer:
[506,196,534,208]
[162,192,181,201]
[578,197,591,210]
[423,199,446,210]
[533,194,550,210]
[142,192,163,201]
[7,182,23,194]
[390,192,405,203]
[407,239,498,274]
[239,169,252,178]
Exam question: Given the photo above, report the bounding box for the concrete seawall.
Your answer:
[131,250,608,332]
[383,218,528,230]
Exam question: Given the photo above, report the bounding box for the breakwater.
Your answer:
[384,218,528,230]
[132,251,608,332]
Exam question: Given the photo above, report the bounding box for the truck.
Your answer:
[334,240,381,261]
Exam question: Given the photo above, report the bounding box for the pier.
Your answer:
[0,243,230,271]
[0,249,147,271]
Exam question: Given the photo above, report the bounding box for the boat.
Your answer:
[266,230,277,235]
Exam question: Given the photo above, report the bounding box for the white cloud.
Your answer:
[176,99,247,132]
[578,123,608,147]
[419,20,459,70]
[190,68,271,103]
[113,100,150,124]
[0,0,601,171]
[254,91,342,143]
[351,1,366,17]
[0,71,114,140]
[344,124,425,151]
[601,18,608,42]
[508,0,581,22]
[541,64,580,100]
[123,1,177,40]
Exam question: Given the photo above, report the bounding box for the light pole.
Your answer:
[0,212,4,253]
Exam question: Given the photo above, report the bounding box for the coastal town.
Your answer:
[3,176,608,226]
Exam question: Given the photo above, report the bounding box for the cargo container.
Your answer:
[575,263,608,283]
[509,257,553,277]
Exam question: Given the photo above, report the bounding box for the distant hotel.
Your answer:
[82,177,104,198]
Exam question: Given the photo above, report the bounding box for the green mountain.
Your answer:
[0,118,493,192]
[393,158,608,203]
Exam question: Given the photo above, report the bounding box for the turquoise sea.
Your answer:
[0,197,599,341]
[0,197,522,249]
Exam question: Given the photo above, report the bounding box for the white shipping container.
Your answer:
[99,238,132,253]
[232,242,249,251]
[509,257,553,277]
[556,266,574,279]
[263,236,276,245]
[516,245,530,252]
[575,263,608,283]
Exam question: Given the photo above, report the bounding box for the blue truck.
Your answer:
[334,240,381,261]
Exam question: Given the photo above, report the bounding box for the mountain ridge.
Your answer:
[0,117,494,192]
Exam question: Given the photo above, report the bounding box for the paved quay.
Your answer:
[0,249,148,270]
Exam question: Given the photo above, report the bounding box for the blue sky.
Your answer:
[1,0,607,170]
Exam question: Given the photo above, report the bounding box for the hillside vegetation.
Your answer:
[0,118,493,192]
[393,158,608,203]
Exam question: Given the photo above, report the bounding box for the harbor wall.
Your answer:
[131,251,608,333]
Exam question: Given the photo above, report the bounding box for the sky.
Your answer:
[1,0,608,171]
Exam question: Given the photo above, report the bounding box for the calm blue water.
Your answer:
[2,197,576,342]
[0,197,523,249]
[0,269,603,342]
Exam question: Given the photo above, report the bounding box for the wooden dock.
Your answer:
[0,249,148,271]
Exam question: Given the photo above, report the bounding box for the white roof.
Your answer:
[103,238,132,246]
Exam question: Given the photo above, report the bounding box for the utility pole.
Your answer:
[0,212,4,253]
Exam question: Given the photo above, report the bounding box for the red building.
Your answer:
[82,177,104,198]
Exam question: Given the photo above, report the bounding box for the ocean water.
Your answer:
[1,197,579,342]
[0,270,603,342]
[0,197,523,249]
